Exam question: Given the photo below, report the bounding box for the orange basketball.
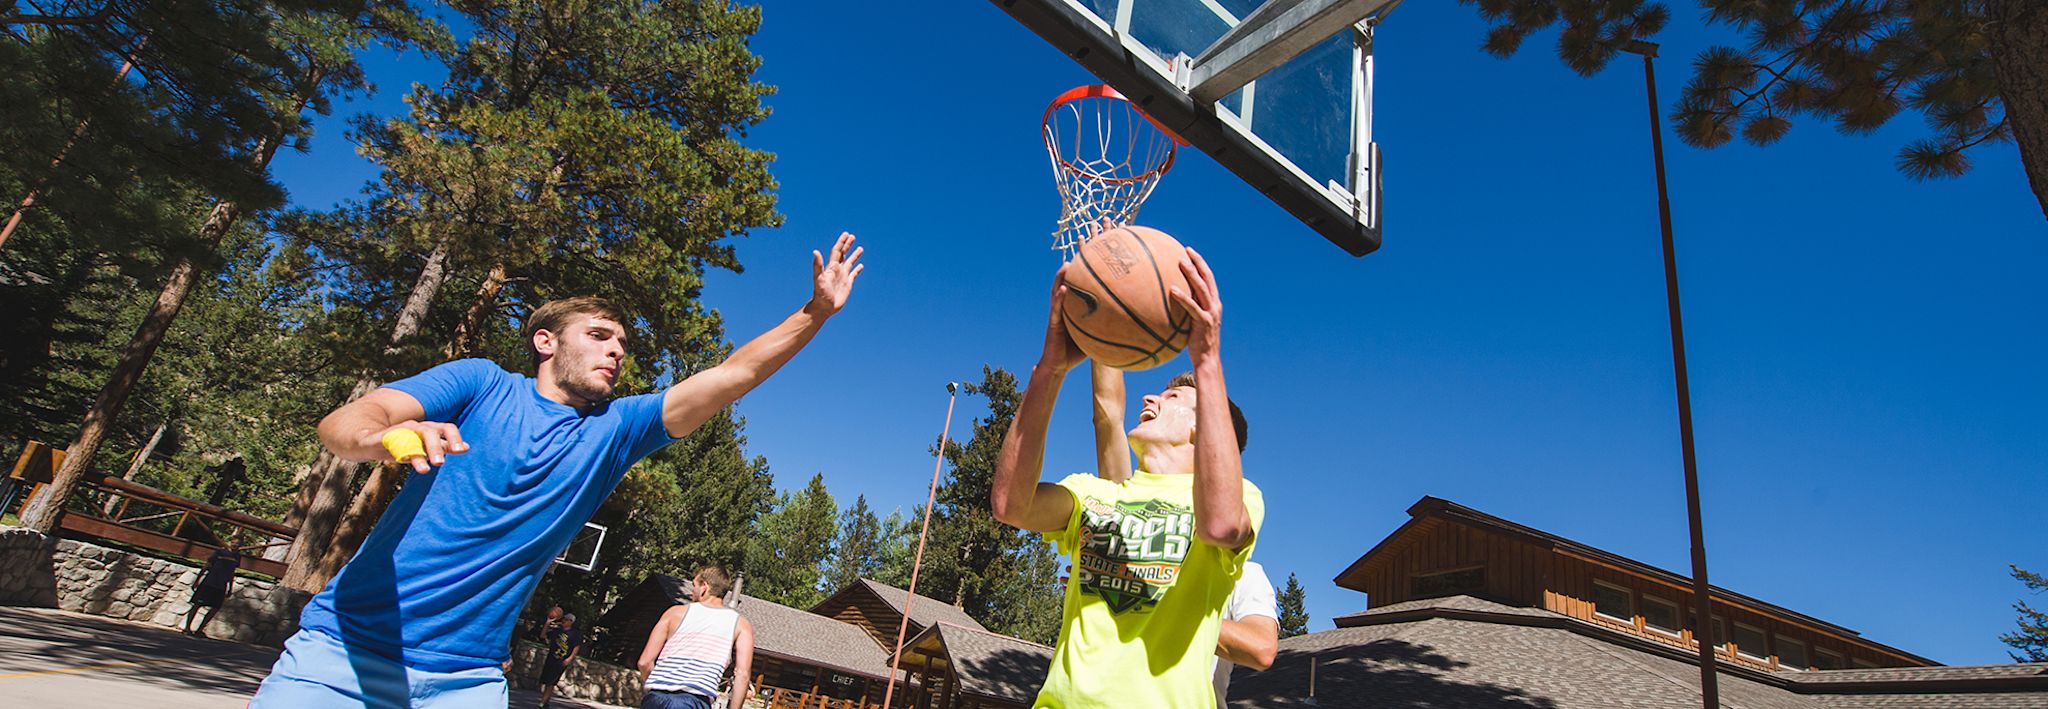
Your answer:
[1058,225,1192,371]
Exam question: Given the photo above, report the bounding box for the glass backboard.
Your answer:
[995,0,1399,256]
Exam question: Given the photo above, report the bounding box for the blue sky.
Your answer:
[269,1,2045,665]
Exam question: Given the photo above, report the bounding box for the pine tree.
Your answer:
[2003,565,2048,662]
[16,1,441,534]
[745,474,838,608]
[871,508,918,588]
[1277,572,1310,639]
[1460,0,2048,219]
[826,495,885,591]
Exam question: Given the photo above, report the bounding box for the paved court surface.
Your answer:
[0,606,630,708]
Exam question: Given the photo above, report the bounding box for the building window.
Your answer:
[1815,648,1846,670]
[1710,616,1729,653]
[1777,635,1809,670]
[1592,581,1633,622]
[1641,595,1680,636]
[1411,566,1486,599]
[1733,622,1769,661]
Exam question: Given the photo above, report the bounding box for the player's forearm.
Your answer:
[1189,358,1251,548]
[1216,617,1278,670]
[317,399,401,462]
[727,661,753,709]
[992,361,1067,529]
[1090,363,1131,482]
[720,302,831,386]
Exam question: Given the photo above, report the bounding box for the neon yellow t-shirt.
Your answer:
[1034,470,1265,709]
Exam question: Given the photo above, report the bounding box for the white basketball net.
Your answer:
[1043,88,1178,260]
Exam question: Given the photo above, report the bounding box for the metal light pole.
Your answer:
[881,382,963,709]
[1620,39,1720,709]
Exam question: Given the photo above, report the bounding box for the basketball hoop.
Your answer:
[1043,85,1183,259]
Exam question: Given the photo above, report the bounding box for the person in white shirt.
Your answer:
[1212,561,1278,708]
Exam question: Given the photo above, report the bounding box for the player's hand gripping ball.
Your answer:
[1058,225,1193,371]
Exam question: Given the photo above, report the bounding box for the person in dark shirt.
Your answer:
[183,545,242,637]
[538,613,583,708]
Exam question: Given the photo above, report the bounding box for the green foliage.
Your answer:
[2003,565,2048,662]
[871,507,919,588]
[745,473,839,608]
[826,495,885,591]
[1459,0,2018,184]
[1277,572,1310,639]
[917,367,1063,642]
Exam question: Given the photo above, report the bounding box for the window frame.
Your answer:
[1732,621,1771,662]
[1409,565,1487,600]
[1776,634,1810,670]
[1591,580,1635,624]
[1640,594,1682,637]
[1815,648,1847,671]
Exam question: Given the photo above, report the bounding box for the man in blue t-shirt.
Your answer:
[251,234,866,707]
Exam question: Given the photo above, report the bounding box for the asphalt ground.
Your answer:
[0,606,630,708]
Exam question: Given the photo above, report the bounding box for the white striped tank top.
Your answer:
[645,604,739,697]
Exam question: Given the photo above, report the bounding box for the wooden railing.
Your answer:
[7,440,296,577]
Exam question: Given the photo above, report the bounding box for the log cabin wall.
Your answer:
[1353,516,1551,609]
[1345,504,1933,672]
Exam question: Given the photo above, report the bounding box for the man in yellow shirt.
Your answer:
[992,249,1262,708]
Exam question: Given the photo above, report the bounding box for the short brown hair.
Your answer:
[1166,371,1248,452]
[694,565,733,598]
[522,297,629,366]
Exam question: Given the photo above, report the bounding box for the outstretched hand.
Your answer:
[1167,247,1222,364]
[1043,271,1086,374]
[810,232,865,316]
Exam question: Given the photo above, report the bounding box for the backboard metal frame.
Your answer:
[995,0,1400,257]
[552,521,607,573]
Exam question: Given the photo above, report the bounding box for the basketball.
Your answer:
[1058,225,1192,371]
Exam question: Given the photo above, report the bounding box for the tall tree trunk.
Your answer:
[100,421,166,517]
[20,200,239,532]
[1987,0,2048,220]
[299,258,504,588]
[302,461,405,591]
[446,261,508,359]
[280,238,454,590]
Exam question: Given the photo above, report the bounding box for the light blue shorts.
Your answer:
[250,627,509,708]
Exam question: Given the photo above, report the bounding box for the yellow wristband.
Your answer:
[380,428,427,463]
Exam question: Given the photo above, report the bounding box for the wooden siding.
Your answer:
[1353,516,1551,609]
[815,586,921,651]
[1357,514,1933,670]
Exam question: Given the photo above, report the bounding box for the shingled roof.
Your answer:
[1227,596,2048,709]
[735,593,900,681]
[904,622,1053,705]
[839,578,986,632]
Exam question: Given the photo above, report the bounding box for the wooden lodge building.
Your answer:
[1227,497,2048,707]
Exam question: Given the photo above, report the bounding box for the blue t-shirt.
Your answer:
[295,359,675,671]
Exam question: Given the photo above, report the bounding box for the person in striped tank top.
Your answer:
[638,566,755,709]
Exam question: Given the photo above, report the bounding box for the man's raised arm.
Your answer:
[662,233,864,438]
[1168,248,1252,550]
[991,276,1085,533]
[1091,363,1133,483]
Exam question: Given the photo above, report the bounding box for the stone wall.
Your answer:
[507,640,648,706]
[0,526,310,647]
